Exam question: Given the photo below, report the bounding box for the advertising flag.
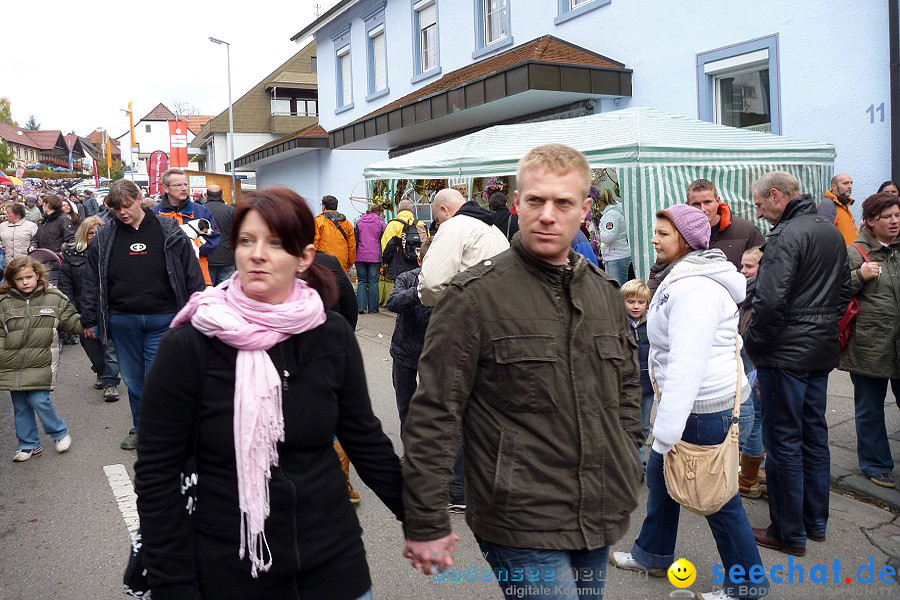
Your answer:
[148,150,169,196]
[168,121,189,168]
[93,158,100,188]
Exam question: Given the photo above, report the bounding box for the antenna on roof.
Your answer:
[314,3,322,16]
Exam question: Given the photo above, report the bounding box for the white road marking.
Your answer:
[104,463,140,538]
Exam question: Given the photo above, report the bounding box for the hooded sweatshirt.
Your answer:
[418,201,509,306]
[647,249,749,454]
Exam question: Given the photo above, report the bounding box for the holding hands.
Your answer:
[403,532,460,575]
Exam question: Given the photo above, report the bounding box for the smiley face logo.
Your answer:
[667,558,696,588]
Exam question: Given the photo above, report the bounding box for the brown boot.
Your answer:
[333,440,361,504]
[739,453,763,499]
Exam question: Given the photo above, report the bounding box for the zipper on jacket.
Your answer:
[14,297,31,389]
[282,468,302,571]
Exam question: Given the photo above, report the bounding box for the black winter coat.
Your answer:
[386,267,432,368]
[32,210,75,254]
[744,195,851,370]
[134,316,404,600]
[81,211,206,342]
[491,208,519,241]
[203,198,235,266]
[57,246,88,313]
[313,250,358,330]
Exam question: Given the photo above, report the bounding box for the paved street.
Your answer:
[1,312,899,599]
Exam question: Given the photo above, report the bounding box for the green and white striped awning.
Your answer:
[364,107,836,279]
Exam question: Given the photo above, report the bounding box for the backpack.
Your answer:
[838,243,870,350]
[389,218,422,263]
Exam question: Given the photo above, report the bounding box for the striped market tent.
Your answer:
[364,107,836,279]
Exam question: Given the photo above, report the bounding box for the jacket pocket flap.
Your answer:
[494,335,557,363]
[594,334,625,360]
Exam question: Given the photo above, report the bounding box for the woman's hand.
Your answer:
[859,261,882,281]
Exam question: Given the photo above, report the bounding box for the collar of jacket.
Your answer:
[44,210,62,223]
[855,224,900,251]
[776,194,815,227]
[510,235,582,287]
[159,194,189,213]
[825,189,854,207]
[717,202,733,231]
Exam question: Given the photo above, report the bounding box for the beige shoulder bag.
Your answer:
[655,337,743,516]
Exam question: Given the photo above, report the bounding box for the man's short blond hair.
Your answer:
[620,279,651,302]
[517,144,591,197]
[162,168,186,186]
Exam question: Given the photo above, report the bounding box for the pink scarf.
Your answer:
[171,272,326,577]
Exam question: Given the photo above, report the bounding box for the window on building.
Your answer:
[337,45,352,108]
[270,91,318,117]
[697,35,780,134]
[473,0,511,58]
[16,147,20,159]
[555,0,609,24]
[415,0,439,75]
[145,124,151,133]
[483,0,509,45]
[367,25,388,96]
[311,56,317,73]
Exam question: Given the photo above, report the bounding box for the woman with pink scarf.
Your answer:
[135,188,405,600]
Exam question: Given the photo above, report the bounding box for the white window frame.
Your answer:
[472,0,513,59]
[336,44,352,109]
[412,0,441,83]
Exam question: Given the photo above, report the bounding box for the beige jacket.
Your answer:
[418,213,509,306]
[0,219,38,267]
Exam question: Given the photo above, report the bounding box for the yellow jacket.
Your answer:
[380,210,416,250]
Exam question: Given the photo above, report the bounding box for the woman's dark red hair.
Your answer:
[232,187,337,308]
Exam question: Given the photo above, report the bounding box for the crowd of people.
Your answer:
[1,150,897,600]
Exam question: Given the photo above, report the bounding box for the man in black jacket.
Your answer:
[489,192,518,241]
[745,171,850,557]
[686,178,765,269]
[82,179,205,451]
[202,185,236,285]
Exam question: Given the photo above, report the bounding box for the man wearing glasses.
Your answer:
[153,168,219,285]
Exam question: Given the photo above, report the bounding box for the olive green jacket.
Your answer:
[839,228,900,378]
[402,236,643,550]
[0,285,84,391]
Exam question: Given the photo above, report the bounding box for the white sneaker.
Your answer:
[55,434,72,453]
[608,551,666,577]
[695,590,738,600]
[13,447,43,462]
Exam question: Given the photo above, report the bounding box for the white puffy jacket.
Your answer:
[598,204,631,261]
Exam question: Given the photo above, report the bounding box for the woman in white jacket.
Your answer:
[610,204,768,600]
[596,189,631,284]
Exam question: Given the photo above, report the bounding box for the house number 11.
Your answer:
[866,103,885,123]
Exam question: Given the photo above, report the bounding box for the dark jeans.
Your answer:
[450,431,465,505]
[108,312,176,431]
[757,367,830,547]
[356,262,380,313]
[392,361,418,430]
[639,392,654,469]
[81,335,121,386]
[632,408,768,599]
[477,536,608,600]
[850,374,900,477]
[208,264,236,286]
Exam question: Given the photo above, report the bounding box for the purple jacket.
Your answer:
[355,212,387,263]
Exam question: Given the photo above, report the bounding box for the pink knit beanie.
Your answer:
[657,204,711,250]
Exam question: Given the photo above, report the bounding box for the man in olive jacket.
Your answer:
[402,144,643,599]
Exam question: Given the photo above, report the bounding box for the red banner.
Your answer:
[93,159,100,188]
[168,121,189,168]
[15,166,25,179]
[148,150,169,196]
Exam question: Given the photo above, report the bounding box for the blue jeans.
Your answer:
[356,262,380,313]
[108,312,176,431]
[603,257,631,286]
[81,335,121,387]
[11,390,68,449]
[850,374,900,477]
[640,392,654,470]
[741,371,764,457]
[632,407,769,599]
[757,367,830,546]
[477,536,609,600]
[208,264,236,286]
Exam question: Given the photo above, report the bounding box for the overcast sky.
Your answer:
[4,0,339,138]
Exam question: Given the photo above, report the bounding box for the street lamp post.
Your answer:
[209,36,236,202]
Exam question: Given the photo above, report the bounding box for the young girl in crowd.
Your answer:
[738,247,766,498]
[621,279,654,474]
[0,256,83,461]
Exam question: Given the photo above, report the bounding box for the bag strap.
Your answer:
[730,335,743,423]
[853,243,870,263]
[324,213,349,241]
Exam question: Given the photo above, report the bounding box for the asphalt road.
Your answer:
[0,312,898,600]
